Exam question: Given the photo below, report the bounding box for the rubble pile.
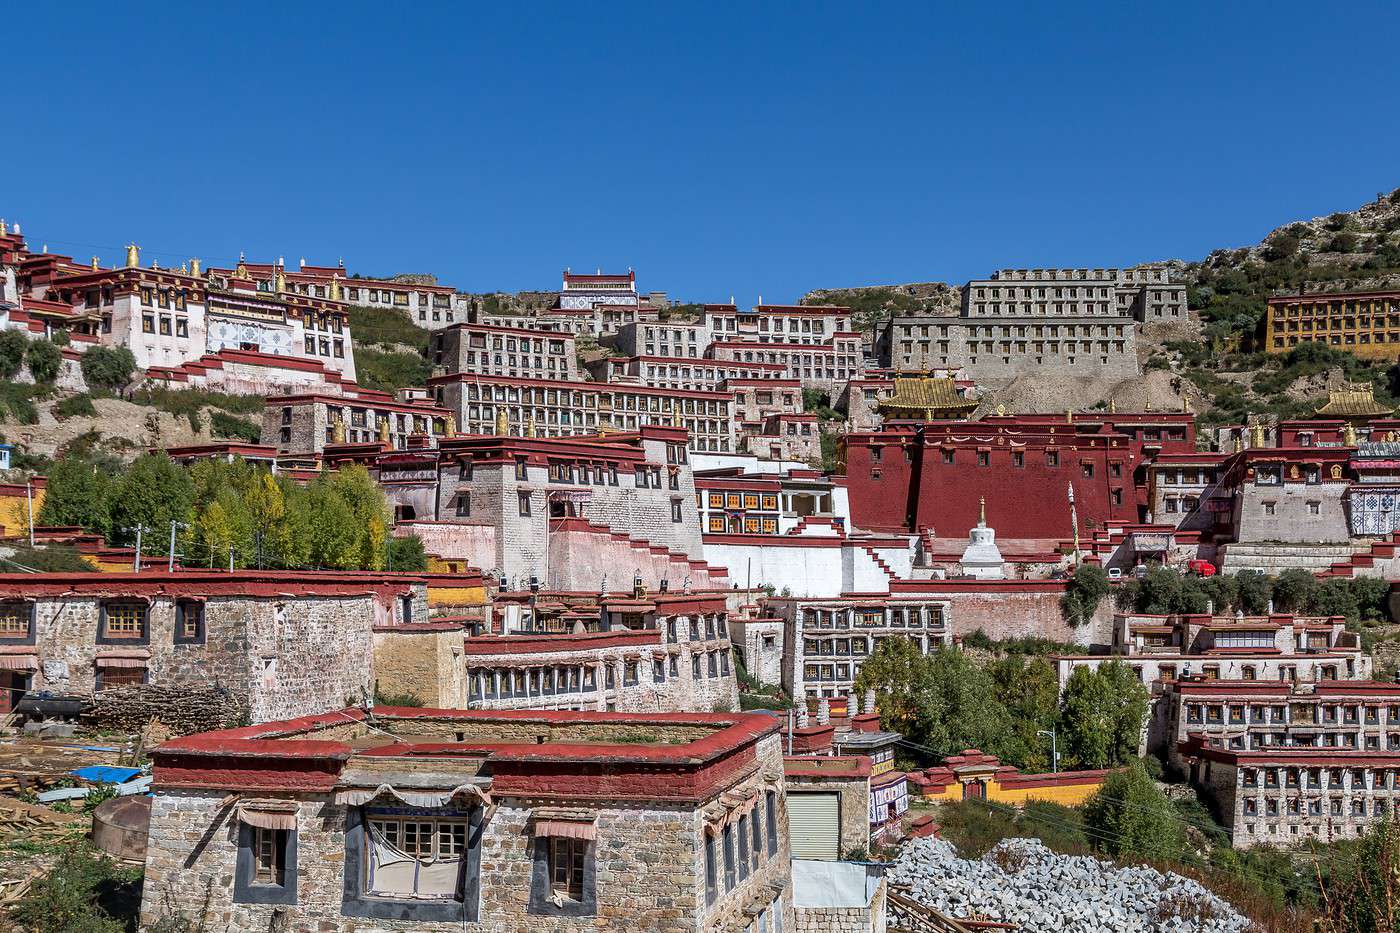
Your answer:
[889,837,1255,932]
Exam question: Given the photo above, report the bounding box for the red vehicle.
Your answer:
[1186,559,1217,577]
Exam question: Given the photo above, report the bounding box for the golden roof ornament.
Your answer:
[526,414,537,438]
[190,258,201,276]
[446,414,457,436]
[377,415,391,445]
[329,274,342,301]
[332,418,346,444]
[1344,422,1358,446]
[274,267,287,294]
[125,243,140,268]
[1108,399,1116,414]
[1233,433,1244,454]
[495,408,509,436]
[180,261,188,274]
[1066,409,1074,424]
[90,256,99,270]
[0,220,6,235]
[234,258,249,279]
[1251,421,1267,449]
[995,403,1006,417]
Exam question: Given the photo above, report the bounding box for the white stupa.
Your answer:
[959,497,1005,580]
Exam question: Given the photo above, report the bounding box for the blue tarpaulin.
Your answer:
[71,766,142,785]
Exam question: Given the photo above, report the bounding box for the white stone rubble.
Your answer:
[888,837,1255,932]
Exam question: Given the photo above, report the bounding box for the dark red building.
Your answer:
[842,412,1196,539]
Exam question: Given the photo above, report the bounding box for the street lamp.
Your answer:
[1037,728,1060,774]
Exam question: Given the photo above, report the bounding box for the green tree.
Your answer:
[1235,569,1274,615]
[106,453,195,552]
[1061,564,1111,625]
[193,499,236,568]
[990,655,1061,772]
[1272,568,1320,613]
[80,346,136,393]
[387,534,429,572]
[25,340,63,383]
[1058,660,1148,769]
[852,637,930,742]
[916,648,1022,762]
[37,456,112,536]
[1349,577,1391,623]
[1083,763,1186,863]
[0,330,29,378]
[1310,577,1361,623]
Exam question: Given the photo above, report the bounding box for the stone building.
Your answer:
[0,570,426,722]
[744,414,823,464]
[25,248,358,385]
[430,372,739,453]
[465,591,739,713]
[590,357,790,392]
[615,320,711,358]
[429,322,578,381]
[140,706,793,932]
[213,258,468,325]
[262,391,451,453]
[336,427,706,589]
[710,334,865,393]
[1265,288,1400,359]
[727,378,805,426]
[706,303,854,347]
[1183,739,1400,848]
[875,266,1181,381]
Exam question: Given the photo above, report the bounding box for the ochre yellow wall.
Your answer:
[0,486,43,538]
[426,583,487,608]
[919,776,1105,808]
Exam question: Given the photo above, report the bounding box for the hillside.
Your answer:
[803,186,1400,422]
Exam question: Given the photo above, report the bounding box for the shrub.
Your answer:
[0,383,41,424]
[209,411,259,442]
[26,340,64,383]
[1084,763,1186,863]
[54,393,98,419]
[81,346,137,393]
[386,534,429,572]
[10,845,141,933]
[1061,564,1111,625]
[0,545,97,573]
[0,329,29,377]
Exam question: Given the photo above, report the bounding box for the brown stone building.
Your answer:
[140,706,793,932]
[0,571,426,722]
[1265,289,1400,358]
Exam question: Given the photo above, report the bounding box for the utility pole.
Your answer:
[126,525,150,572]
[1037,727,1059,773]
[167,520,187,572]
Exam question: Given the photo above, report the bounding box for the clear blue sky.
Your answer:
[8,1,1400,304]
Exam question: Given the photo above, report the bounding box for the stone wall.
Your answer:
[373,627,468,707]
[786,772,870,856]
[731,618,785,688]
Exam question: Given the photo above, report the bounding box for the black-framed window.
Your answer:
[518,492,532,517]
[96,662,146,689]
[750,803,763,864]
[99,602,148,644]
[174,600,205,645]
[529,831,595,917]
[765,791,778,855]
[235,822,297,905]
[456,492,471,517]
[0,601,35,644]
[342,807,480,922]
[722,823,736,891]
[704,832,718,905]
[737,813,750,880]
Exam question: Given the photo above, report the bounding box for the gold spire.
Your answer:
[1066,409,1074,424]
[1108,398,1116,414]
[377,415,391,445]
[329,274,342,301]
[190,258,201,277]
[1233,432,1243,453]
[90,256,99,270]
[234,258,249,279]
[979,496,986,526]
[526,414,537,438]
[275,267,287,294]
[1251,421,1266,449]
[125,244,140,268]
[495,408,509,436]
[179,261,188,274]
[446,414,457,436]
[332,418,346,444]
[1344,422,1358,446]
